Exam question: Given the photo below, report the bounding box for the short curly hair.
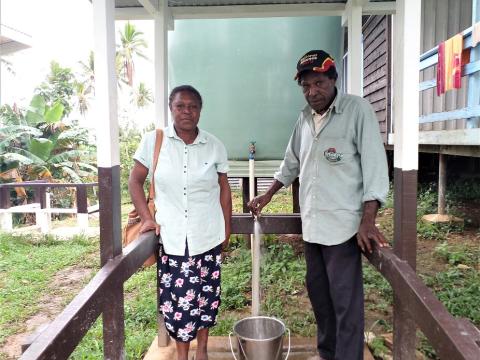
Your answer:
[168,85,203,109]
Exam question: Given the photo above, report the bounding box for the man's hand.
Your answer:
[139,218,160,236]
[356,221,388,253]
[247,193,273,216]
[356,200,388,253]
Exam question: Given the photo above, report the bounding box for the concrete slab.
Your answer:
[422,214,464,224]
[144,336,374,360]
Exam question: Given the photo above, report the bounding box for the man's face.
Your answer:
[170,91,201,132]
[299,71,336,113]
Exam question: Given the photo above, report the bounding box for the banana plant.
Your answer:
[0,94,97,182]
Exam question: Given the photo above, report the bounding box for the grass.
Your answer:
[0,233,98,346]
[1,185,479,359]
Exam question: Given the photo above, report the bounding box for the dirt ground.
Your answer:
[3,202,478,359]
[2,267,93,359]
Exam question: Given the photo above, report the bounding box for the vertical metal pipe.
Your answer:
[249,142,260,316]
[438,154,447,215]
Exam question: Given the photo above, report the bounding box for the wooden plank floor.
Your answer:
[144,336,375,360]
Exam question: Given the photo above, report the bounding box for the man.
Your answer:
[248,50,389,360]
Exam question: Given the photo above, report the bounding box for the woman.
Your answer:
[129,85,232,360]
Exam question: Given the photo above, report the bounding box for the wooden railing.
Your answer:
[419,26,480,126]
[16,181,480,360]
[0,182,99,232]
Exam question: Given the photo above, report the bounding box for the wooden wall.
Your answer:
[362,15,392,143]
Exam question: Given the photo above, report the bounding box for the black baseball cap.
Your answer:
[294,50,336,80]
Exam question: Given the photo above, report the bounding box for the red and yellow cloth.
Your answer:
[437,34,463,95]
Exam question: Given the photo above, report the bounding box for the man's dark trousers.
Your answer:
[304,237,364,360]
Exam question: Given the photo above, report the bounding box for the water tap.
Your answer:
[248,142,256,160]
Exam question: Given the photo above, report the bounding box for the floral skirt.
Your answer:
[157,242,222,342]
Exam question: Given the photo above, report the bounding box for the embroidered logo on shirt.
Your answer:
[324,147,343,163]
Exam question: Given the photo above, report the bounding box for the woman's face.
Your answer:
[170,91,201,132]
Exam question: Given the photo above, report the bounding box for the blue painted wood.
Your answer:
[467,0,480,129]
[419,61,480,91]
[419,80,437,92]
[419,106,480,124]
[419,26,474,71]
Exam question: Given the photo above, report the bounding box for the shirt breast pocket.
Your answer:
[190,160,218,193]
[321,137,356,166]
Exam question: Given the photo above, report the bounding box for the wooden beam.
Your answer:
[363,1,396,15]
[365,246,480,360]
[154,0,169,128]
[419,106,480,123]
[137,0,159,15]
[20,232,158,360]
[115,7,151,20]
[171,3,345,20]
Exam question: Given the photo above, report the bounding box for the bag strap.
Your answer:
[148,129,164,201]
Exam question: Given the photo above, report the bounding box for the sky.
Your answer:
[0,0,155,129]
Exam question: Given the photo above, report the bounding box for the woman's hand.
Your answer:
[140,219,160,236]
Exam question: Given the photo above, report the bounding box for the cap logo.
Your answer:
[299,53,318,66]
[313,57,335,73]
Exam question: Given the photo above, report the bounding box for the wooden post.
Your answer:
[92,0,125,358]
[0,186,13,231]
[345,0,363,96]
[438,154,447,215]
[154,0,169,128]
[392,0,421,359]
[467,0,480,129]
[154,2,171,345]
[76,185,89,229]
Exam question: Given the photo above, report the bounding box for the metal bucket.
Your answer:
[229,316,291,360]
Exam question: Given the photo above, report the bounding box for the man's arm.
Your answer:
[218,173,232,249]
[247,179,284,216]
[355,99,390,252]
[356,200,388,253]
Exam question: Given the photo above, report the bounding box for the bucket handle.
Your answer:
[228,328,291,360]
[284,327,291,360]
[228,332,239,360]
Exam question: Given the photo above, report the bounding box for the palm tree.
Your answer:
[1,58,15,75]
[117,22,148,86]
[78,51,95,94]
[132,82,153,108]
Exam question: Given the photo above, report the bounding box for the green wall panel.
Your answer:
[169,17,342,160]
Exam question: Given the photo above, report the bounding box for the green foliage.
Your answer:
[368,336,390,358]
[119,126,144,202]
[0,233,98,345]
[220,248,251,310]
[0,94,96,182]
[363,263,393,313]
[447,178,480,202]
[417,221,464,241]
[424,268,480,326]
[117,22,148,86]
[434,242,479,266]
[35,61,75,116]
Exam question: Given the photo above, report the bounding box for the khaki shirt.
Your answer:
[275,91,389,246]
[134,127,229,256]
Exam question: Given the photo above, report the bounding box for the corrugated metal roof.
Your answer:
[115,0,351,8]
[168,0,346,6]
